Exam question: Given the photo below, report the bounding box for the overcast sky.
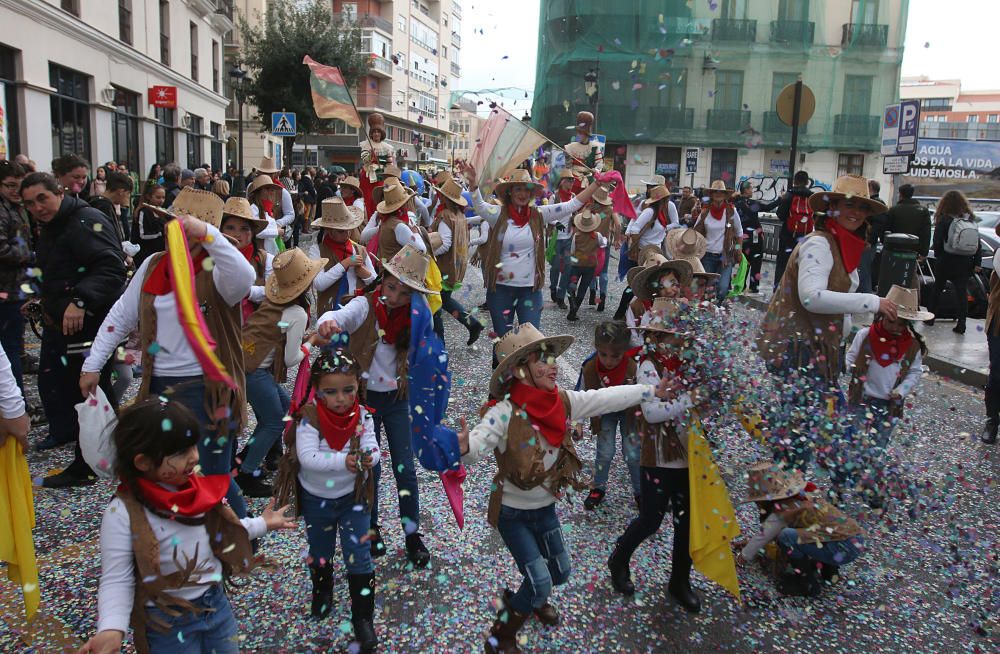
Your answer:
[457,0,995,115]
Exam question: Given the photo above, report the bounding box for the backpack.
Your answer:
[786,194,814,235]
[943,214,980,256]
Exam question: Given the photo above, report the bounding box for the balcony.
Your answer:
[711,18,757,43]
[770,20,814,45]
[452,4,462,19]
[841,23,889,48]
[367,55,393,78]
[359,96,391,112]
[450,61,461,76]
[359,13,393,34]
[451,31,461,47]
[648,107,694,130]
[919,121,1000,142]
[763,111,808,134]
[707,109,752,131]
[833,114,880,145]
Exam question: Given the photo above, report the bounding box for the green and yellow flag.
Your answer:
[303,55,362,128]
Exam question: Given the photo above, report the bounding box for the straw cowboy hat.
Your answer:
[247,174,282,198]
[631,258,694,301]
[808,174,888,215]
[377,181,415,214]
[313,197,365,231]
[630,297,685,336]
[169,187,225,228]
[255,156,280,175]
[557,168,576,182]
[573,210,601,233]
[667,227,708,261]
[265,248,328,304]
[592,185,613,207]
[221,197,269,235]
[885,284,934,321]
[489,323,574,398]
[640,174,666,187]
[338,176,362,194]
[381,244,438,295]
[707,179,733,194]
[372,166,404,205]
[626,252,667,288]
[642,184,671,207]
[494,168,542,197]
[741,462,807,503]
[433,170,452,186]
[687,257,720,279]
[432,177,469,208]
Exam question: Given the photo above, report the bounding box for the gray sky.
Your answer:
[456,0,996,115]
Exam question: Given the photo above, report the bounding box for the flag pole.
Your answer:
[488,103,600,176]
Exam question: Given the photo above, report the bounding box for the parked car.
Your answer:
[917,222,992,320]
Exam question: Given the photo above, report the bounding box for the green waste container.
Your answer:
[877,232,920,296]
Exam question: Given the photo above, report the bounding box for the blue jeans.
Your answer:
[496,504,571,614]
[777,529,864,567]
[150,376,247,519]
[0,301,24,391]
[144,584,239,653]
[241,368,291,474]
[366,390,420,532]
[592,412,641,495]
[299,487,374,574]
[560,265,596,308]
[589,246,610,297]
[549,238,571,293]
[485,284,543,338]
[701,252,733,302]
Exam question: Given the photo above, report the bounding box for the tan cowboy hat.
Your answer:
[557,168,576,181]
[494,168,542,197]
[642,184,671,207]
[626,252,667,288]
[742,462,807,503]
[667,227,708,260]
[338,176,362,194]
[377,181,415,214]
[681,256,720,280]
[885,284,934,321]
[381,244,438,295]
[592,185,613,207]
[221,197,269,235]
[372,167,404,205]
[313,197,365,231]
[573,210,601,233]
[631,259,694,301]
[255,156,280,175]
[433,170,452,186]
[489,323,574,398]
[808,174,888,215]
[247,174,282,198]
[640,174,666,187]
[432,177,469,208]
[265,249,328,304]
[630,297,686,336]
[170,187,225,228]
[708,179,733,194]
[382,165,402,180]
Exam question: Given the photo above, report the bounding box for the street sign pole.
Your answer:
[788,81,802,186]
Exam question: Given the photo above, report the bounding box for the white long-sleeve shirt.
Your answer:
[359,213,426,254]
[462,384,655,510]
[258,305,311,370]
[797,235,880,335]
[247,251,274,305]
[0,342,25,419]
[317,296,401,392]
[627,204,679,250]
[637,359,692,468]
[82,225,255,376]
[845,326,924,400]
[309,242,376,300]
[741,512,786,561]
[96,491,267,634]
[432,219,453,256]
[296,406,381,499]
[697,208,744,255]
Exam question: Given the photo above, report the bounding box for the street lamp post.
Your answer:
[229,64,248,194]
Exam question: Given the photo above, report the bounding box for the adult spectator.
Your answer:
[20,172,126,486]
[857,179,887,293]
[13,154,34,173]
[983,222,1000,444]
[212,179,231,200]
[734,180,765,295]
[884,183,932,258]
[194,167,212,191]
[52,153,90,198]
[146,163,162,187]
[772,170,814,290]
[89,166,108,199]
[180,168,197,190]
[88,171,133,245]
[130,183,166,267]
[298,166,317,238]
[162,164,182,208]
[677,185,698,225]
[926,190,982,335]
[0,161,32,393]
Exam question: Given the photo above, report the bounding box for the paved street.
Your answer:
[2,262,998,654]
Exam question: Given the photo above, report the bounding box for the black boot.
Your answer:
[348,573,378,652]
[778,565,821,597]
[596,295,606,312]
[566,301,580,322]
[234,471,273,498]
[588,288,597,306]
[820,563,840,583]
[405,532,430,568]
[953,321,966,334]
[607,546,635,595]
[309,563,334,618]
[369,525,386,558]
[467,318,485,346]
[583,488,605,510]
[668,576,702,613]
[982,416,998,444]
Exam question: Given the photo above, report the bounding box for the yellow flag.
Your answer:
[425,257,443,315]
[687,417,742,602]
[0,438,39,620]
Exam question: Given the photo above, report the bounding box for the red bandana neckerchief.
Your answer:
[825,222,866,274]
[373,288,410,345]
[597,356,629,387]
[644,351,683,374]
[508,381,567,447]
[127,474,231,518]
[261,199,274,217]
[656,209,669,227]
[238,243,256,263]
[507,203,531,228]
[142,249,210,296]
[323,234,353,263]
[869,320,913,367]
[315,398,362,452]
[393,207,411,226]
[709,203,729,221]
[557,189,574,204]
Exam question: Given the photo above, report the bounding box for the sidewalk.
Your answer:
[740,260,989,387]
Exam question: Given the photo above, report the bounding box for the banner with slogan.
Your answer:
[901,138,1000,199]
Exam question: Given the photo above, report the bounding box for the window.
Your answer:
[442,45,447,58]
[61,0,79,16]
[342,2,357,21]
[967,115,980,123]
[409,18,438,51]
[920,97,952,112]
[410,58,438,86]
[329,120,359,135]
[721,0,747,19]
[710,149,737,185]
[190,22,198,82]
[713,70,744,110]
[851,0,879,24]
[159,1,170,66]
[118,0,133,44]
[654,147,681,184]
[154,107,175,166]
[210,122,223,172]
[842,75,873,114]
[778,0,808,21]
[837,153,865,177]
[186,114,202,169]
[111,87,140,174]
[770,72,798,106]
[0,46,20,159]
[212,41,220,92]
[49,64,91,162]
[989,115,999,123]
[398,16,406,32]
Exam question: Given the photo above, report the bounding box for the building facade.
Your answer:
[0,0,233,174]
[447,99,483,163]
[533,0,909,193]
[900,76,1000,143]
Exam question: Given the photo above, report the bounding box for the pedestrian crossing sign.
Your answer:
[271,112,297,136]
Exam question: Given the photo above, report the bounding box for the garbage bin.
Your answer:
[877,232,920,296]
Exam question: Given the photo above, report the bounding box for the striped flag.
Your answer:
[470,106,547,193]
[302,55,362,127]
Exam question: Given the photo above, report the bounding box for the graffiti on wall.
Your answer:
[736,173,831,202]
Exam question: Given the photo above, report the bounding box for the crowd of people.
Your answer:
[1,110,997,653]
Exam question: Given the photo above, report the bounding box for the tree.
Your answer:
[237,0,370,139]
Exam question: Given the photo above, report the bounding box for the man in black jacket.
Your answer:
[884,183,932,256]
[772,170,814,290]
[162,163,182,208]
[20,173,127,487]
[88,171,133,245]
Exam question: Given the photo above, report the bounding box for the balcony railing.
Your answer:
[368,55,393,77]
[770,20,814,44]
[763,111,808,134]
[834,114,880,142]
[711,18,756,43]
[451,31,461,47]
[648,107,694,130]
[841,23,889,47]
[359,13,393,34]
[450,61,461,76]
[707,109,751,131]
[919,121,1000,142]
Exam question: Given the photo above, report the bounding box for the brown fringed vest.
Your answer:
[377,214,406,264]
[694,205,742,262]
[486,390,587,528]
[634,358,686,466]
[347,293,410,399]
[272,404,375,517]
[317,236,366,315]
[756,229,852,384]
[138,252,248,437]
[431,208,470,290]
[580,357,637,433]
[480,204,546,291]
[241,298,290,383]
[847,334,921,419]
[570,231,601,268]
[117,488,257,654]
[774,495,864,546]
[627,212,655,262]
[988,270,1000,337]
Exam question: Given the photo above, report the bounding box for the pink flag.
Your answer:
[595,170,637,220]
[439,465,467,530]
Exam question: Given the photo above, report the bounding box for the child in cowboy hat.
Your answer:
[626,258,694,344]
[549,168,579,307]
[337,175,366,215]
[457,323,672,654]
[841,284,930,507]
[692,180,744,302]
[363,181,427,265]
[316,244,437,568]
[737,462,864,597]
[666,228,721,305]
[615,182,681,319]
[219,197,273,316]
[586,185,620,312]
[563,209,609,321]
[310,197,376,315]
[247,174,294,255]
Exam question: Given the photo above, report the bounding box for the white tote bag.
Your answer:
[76,388,118,479]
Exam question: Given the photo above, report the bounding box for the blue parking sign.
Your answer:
[271,112,296,136]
